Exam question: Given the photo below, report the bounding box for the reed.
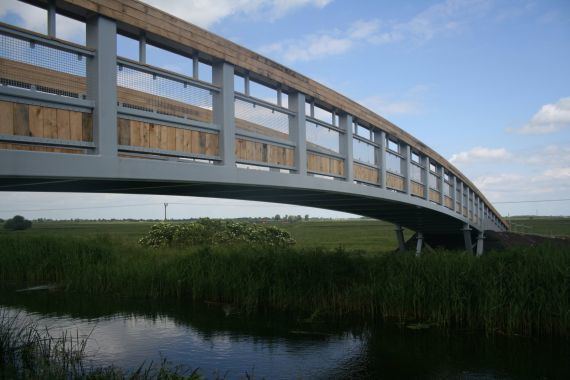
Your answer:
[0,309,201,379]
[1,235,569,337]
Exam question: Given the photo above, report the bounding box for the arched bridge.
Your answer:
[0,0,508,253]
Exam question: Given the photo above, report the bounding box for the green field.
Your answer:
[0,219,414,252]
[507,216,570,237]
[1,216,567,251]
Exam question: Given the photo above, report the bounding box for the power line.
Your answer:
[493,198,570,204]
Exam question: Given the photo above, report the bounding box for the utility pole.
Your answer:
[164,203,168,221]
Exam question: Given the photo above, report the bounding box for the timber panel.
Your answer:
[386,172,405,191]
[353,163,379,184]
[307,153,344,177]
[0,101,92,153]
[444,196,453,209]
[235,138,294,167]
[411,181,425,198]
[117,118,219,157]
[429,189,441,203]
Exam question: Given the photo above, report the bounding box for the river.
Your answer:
[1,291,568,379]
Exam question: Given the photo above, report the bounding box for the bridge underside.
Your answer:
[1,175,468,235]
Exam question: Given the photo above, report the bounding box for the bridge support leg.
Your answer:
[416,232,423,256]
[395,225,405,252]
[476,231,485,256]
[462,224,473,254]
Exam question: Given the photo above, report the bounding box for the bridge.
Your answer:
[0,0,509,254]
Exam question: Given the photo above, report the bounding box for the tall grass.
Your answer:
[0,309,201,379]
[1,235,569,337]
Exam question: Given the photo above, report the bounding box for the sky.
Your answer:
[0,0,569,220]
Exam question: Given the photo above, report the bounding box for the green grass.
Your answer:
[1,234,569,337]
[0,219,413,251]
[507,216,570,237]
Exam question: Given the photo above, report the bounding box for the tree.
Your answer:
[274,214,281,221]
[4,215,32,231]
[304,214,309,221]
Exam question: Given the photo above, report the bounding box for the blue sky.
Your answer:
[0,0,569,220]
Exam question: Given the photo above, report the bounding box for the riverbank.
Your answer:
[1,234,569,337]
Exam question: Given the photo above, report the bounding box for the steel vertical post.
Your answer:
[405,145,412,195]
[139,32,146,63]
[47,0,56,37]
[379,131,386,188]
[439,166,444,206]
[212,61,235,166]
[395,225,406,252]
[453,176,457,212]
[289,92,307,175]
[86,15,118,157]
[424,156,430,201]
[340,114,353,183]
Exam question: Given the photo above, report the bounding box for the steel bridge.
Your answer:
[0,0,509,254]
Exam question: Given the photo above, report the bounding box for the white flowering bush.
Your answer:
[138,218,295,248]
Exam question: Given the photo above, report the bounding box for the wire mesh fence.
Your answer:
[234,97,290,139]
[0,32,87,98]
[117,63,213,123]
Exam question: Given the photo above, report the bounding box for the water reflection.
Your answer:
[1,292,569,379]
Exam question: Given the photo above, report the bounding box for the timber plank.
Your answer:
[69,111,83,141]
[13,103,29,137]
[28,105,44,138]
[130,120,142,147]
[82,113,93,142]
[175,128,184,152]
[0,101,14,135]
[183,129,192,152]
[43,108,58,139]
[56,109,71,140]
[118,118,131,145]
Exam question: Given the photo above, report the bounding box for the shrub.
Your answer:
[3,215,32,231]
[138,219,295,248]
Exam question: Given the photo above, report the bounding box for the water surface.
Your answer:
[1,292,568,379]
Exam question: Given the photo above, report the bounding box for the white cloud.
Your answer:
[359,96,420,116]
[0,0,332,36]
[141,0,332,29]
[449,146,511,164]
[260,0,491,62]
[513,97,570,134]
[261,33,353,62]
[0,0,46,34]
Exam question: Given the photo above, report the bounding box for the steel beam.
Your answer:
[86,15,117,157]
[139,32,146,63]
[476,231,485,256]
[47,0,56,37]
[439,166,444,206]
[405,144,412,195]
[289,92,307,175]
[463,223,473,254]
[395,225,406,252]
[212,61,235,166]
[424,156,430,201]
[416,232,424,256]
[340,114,353,183]
[379,131,387,188]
